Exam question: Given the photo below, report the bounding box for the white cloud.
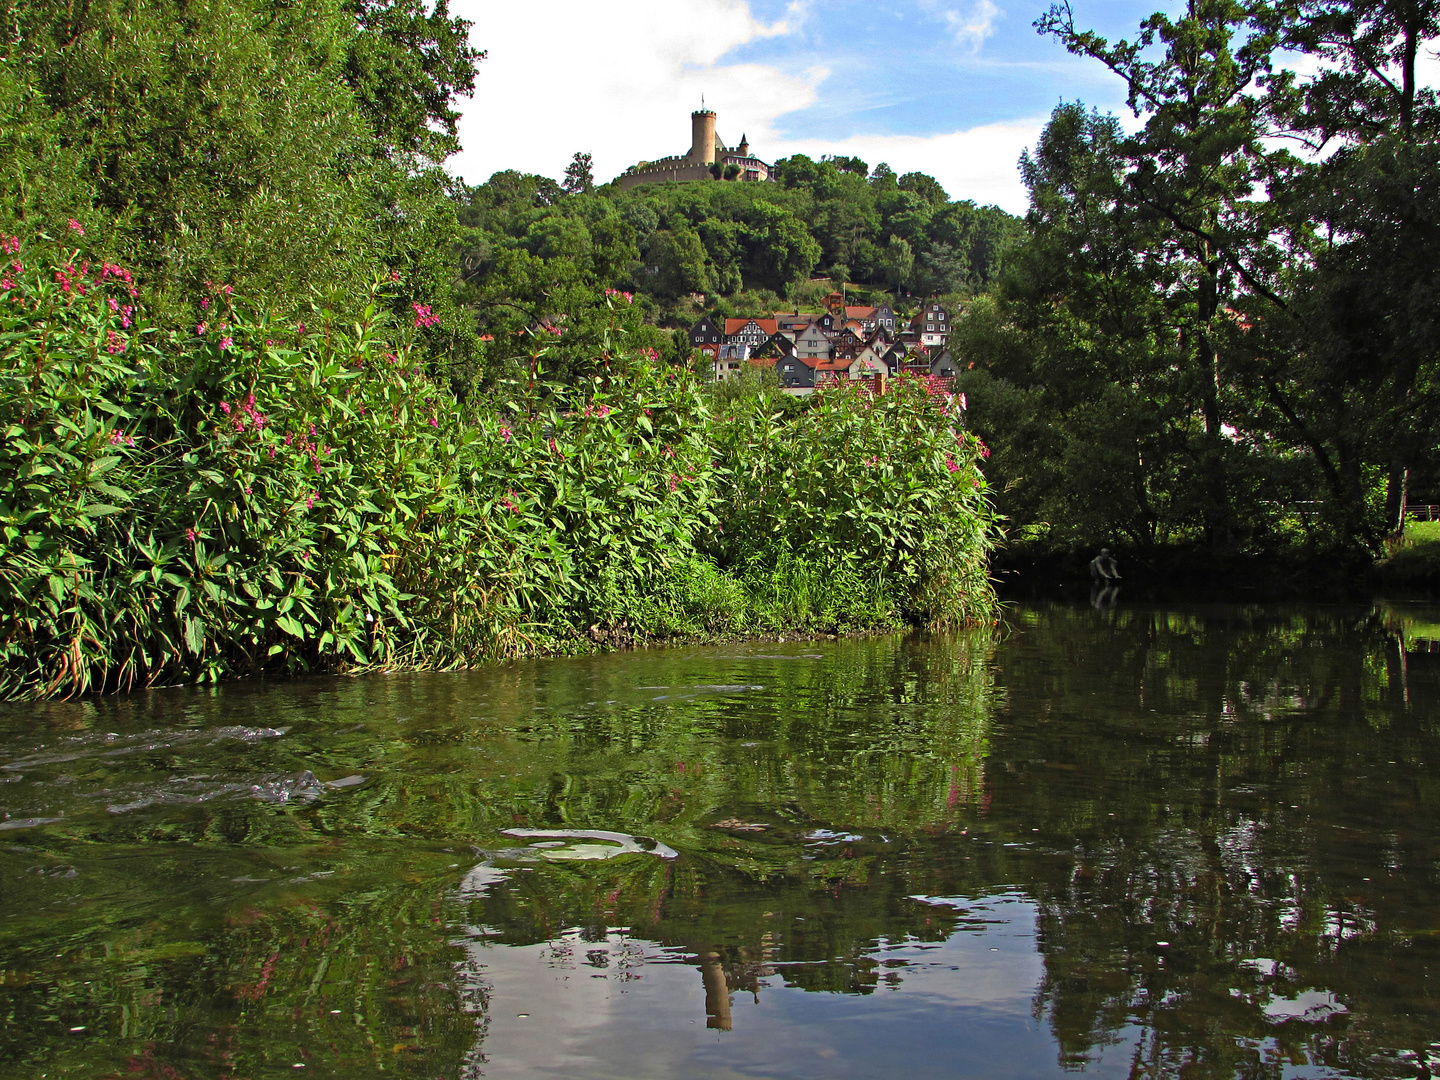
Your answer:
[771,120,1042,214]
[450,0,1036,214]
[452,0,822,187]
[944,0,1003,51]
[917,0,1003,51]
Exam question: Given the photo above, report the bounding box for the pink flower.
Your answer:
[0,236,18,256]
[200,298,209,311]
[220,401,231,414]
[104,330,126,355]
[428,417,438,428]
[411,302,440,329]
[499,426,511,443]
[268,446,276,458]
[196,322,207,336]
[185,528,197,542]
[219,336,232,350]
[945,456,959,474]
[958,393,967,410]
[305,493,315,509]
[108,297,118,312]
[67,219,85,236]
[390,269,401,281]
[284,433,293,445]
[121,306,133,329]
[244,486,252,495]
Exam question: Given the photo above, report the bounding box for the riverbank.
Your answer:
[0,236,997,699]
[993,542,1412,603]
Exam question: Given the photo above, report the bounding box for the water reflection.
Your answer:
[1,607,1439,1077]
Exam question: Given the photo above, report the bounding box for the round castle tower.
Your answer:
[689,109,718,166]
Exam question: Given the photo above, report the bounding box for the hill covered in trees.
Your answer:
[455,157,1021,383]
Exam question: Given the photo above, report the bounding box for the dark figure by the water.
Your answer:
[1089,548,1121,584]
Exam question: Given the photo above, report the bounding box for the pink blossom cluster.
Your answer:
[640,347,658,362]
[109,429,135,447]
[55,264,86,296]
[499,491,520,513]
[105,330,126,355]
[1,236,18,256]
[498,426,511,443]
[67,219,85,236]
[945,456,960,474]
[103,297,134,328]
[412,302,440,329]
[583,402,610,419]
[220,394,268,435]
[604,288,634,303]
[99,263,138,299]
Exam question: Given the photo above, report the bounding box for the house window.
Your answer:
[927,324,935,332]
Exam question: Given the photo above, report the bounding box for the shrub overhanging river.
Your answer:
[2,601,1439,1078]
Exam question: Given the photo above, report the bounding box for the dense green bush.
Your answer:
[0,234,996,698]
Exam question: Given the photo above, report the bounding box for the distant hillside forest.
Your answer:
[456,158,1021,383]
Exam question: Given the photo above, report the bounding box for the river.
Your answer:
[2,602,1438,1079]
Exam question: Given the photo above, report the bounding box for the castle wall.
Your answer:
[617,163,716,190]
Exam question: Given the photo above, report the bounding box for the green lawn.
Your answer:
[1406,520,1440,542]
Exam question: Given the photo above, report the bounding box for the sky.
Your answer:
[445,0,1245,214]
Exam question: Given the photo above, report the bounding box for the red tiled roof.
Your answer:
[723,317,779,336]
[844,305,877,319]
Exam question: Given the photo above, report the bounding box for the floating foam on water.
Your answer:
[501,827,678,860]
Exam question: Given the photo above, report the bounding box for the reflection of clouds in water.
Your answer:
[450,893,1062,1080]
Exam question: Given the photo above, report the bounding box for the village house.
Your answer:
[688,294,960,396]
[725,317,779,350]
[914,301,951,350]
[793,321,834,360]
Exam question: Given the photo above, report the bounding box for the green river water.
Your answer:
[2,602,1439,1079]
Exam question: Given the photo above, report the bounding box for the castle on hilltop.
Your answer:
[616,109,775,190]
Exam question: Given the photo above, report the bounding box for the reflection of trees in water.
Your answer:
[6,609,1440,1076]
[999,604,1440,1077]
